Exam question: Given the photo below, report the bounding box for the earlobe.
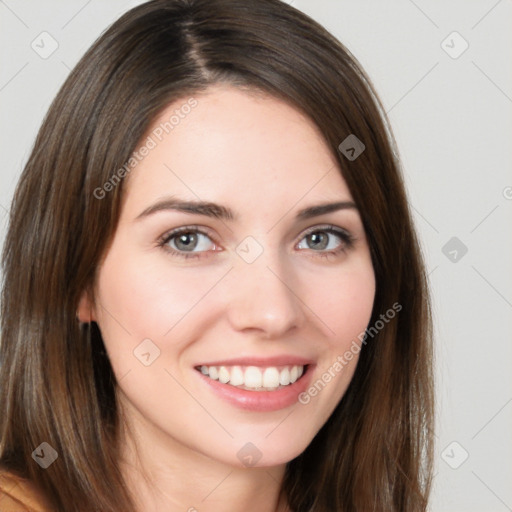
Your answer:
[76,288,96,323]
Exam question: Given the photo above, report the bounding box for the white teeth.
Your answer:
[262,367,280,388]
[198,364,306,390]
[244,366,262,388]
[279,367,290,386]
[229,366,244,386]
[218,366,230,384]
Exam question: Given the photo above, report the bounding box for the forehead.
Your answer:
[121,84,353,219]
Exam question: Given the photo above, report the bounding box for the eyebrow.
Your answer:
[134,196,358,222]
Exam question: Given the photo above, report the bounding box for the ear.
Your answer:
[77,287,97,323]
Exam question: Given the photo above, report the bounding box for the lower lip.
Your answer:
[195,365,315,412]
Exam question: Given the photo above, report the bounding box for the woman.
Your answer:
[0,0,434,510]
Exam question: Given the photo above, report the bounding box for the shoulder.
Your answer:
[0,470,52,512]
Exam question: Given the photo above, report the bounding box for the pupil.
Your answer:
[177,233,197,250]
[310,232,327,250]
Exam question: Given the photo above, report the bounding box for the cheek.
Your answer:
[94,250,228,354]
[319,262,376,347]
[296,265,375,425]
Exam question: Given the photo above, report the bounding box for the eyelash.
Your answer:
[156,224,356,261]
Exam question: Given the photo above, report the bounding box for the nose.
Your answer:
[224,248,306,338]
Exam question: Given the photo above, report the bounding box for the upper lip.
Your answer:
[195,355,315,367]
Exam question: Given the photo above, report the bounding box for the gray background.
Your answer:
[1,1,511,511]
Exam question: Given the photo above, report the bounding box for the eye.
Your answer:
[157,226,219,259]
[296,225,355,259]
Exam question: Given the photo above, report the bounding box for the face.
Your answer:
[79,84,375,468]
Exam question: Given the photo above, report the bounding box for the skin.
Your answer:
[78,84,376,512]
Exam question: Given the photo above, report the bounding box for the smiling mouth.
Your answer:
[194,364,308,391]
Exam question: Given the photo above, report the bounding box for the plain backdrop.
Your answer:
[1,1,511,511]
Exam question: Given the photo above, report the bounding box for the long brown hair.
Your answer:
[0,0,434,510]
